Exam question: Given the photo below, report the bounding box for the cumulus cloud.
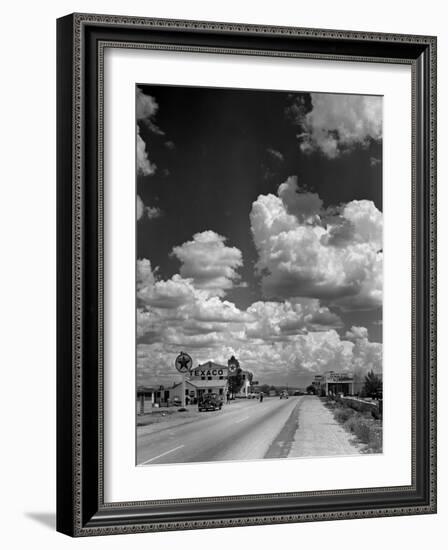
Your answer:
[136,87,171,222]
[136,259,248,352]
[137,195,161,221]
[289,93,382,158]
[230,326,380,382]
[345,325,369,341]
[136,87,167,176]
[137,258,156,287]
[137,195,145,220]
[345,326,382,380]
[250,176,382,309]
[138,272,197,311]
[246,299,343,341]
[136,87,158,121]
[137,261,343,348]
[171,231,244,297]
[137,322,380,386]
[137,133,156,176]
[278,176,322,223]
[136,259,381,386]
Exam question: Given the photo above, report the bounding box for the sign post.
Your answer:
[175,352,193,407]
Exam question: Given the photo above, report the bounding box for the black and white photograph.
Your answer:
[2,0,440,544]
[136,84,383,466]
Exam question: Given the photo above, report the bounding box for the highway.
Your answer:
[137,396,302,465]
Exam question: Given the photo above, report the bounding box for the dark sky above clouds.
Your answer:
[136,84,383,386]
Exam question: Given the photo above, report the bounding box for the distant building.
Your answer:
[312,370,382,397]
[312,371,355,396]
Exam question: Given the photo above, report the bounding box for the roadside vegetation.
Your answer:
[325,399,382,453]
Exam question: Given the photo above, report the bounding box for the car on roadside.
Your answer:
[198,393,223,412]
[279,391,289,399]
[247,392,258,399]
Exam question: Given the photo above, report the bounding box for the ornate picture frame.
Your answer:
[57,13,436,536]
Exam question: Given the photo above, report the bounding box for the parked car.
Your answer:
[280,391,289,399]
[247,392,258,399]
[198,393,223,412]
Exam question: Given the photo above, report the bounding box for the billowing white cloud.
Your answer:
[137,195,145,220]
[346,326,382,380]
[171,231,244,297]
[246,299,343,341]
[136,259,381,386]
[136,87,164,176]
[137,133,156,176]
[136,259,248,352]
[278,176,322,223]
[345,325,369,341]
[138,271,197,310]
[290,93,382,158]
[250,176,382,309]
[136,87,167,223]
[136,87,158,121]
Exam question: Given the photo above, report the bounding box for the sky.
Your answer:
[136,84,383,388]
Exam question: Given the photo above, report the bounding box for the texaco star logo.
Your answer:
[175,352,192,373]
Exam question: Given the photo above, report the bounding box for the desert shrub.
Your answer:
[345,417,371,444]
[329,399,383,452]
[354,423,371,444]
[368,430,383,453]
[345,416,358,432]
[334,407,355,423]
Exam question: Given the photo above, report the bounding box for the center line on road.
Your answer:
[140,444,185,465]
[234,416,250,424]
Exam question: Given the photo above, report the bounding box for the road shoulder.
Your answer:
[289,396,361,458]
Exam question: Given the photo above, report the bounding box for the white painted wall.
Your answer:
[0,1,445,548]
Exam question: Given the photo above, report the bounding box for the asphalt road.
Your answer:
[137,396,302,465]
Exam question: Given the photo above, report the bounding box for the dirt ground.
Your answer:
[289,396,362,457]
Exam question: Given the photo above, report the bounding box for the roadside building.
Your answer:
[136,385,171,413]
[312,371,355,397]
[311,371,383,397]
[136,385,155,414]
[169,380,199,404]
[138,356,255,408]
[190,361,229,400]
[192,378,228,400]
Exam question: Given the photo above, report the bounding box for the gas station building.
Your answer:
[137,358,252,411]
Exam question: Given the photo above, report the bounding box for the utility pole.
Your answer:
[181,372,186,408]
